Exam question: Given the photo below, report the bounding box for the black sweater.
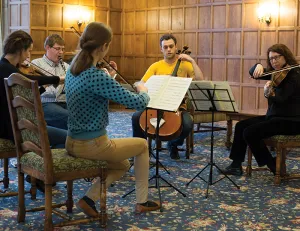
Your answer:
[249,64,300,120]
[0,57,60,141]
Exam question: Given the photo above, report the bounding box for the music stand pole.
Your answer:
[146,107,171,175]
[146,109,186,211]
[186,88,240,198]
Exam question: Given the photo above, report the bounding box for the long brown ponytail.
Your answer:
[70,22,112,76]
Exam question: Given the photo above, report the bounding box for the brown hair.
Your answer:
[3,30,33,55]
[159,34,177,47]
[44,34,65,48]
[70,22,112,76]
[266,44,298,71]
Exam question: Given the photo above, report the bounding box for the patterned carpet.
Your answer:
[1,110,300,231]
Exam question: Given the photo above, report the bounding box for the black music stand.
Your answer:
[122,108,186,211]
[186,82,240,198]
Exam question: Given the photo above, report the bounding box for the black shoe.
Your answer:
[135,200,161,213]
[77,196,98,218]
[167,144,180,160]
[220,164,243,176]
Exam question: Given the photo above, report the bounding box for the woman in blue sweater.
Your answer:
[65,22,160,217]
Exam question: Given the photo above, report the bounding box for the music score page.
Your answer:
[144,75,192,112]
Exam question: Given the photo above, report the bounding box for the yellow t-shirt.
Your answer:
[141,59,195,82]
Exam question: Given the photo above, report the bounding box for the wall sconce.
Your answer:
[77,10,91,30]
[65,6,91,31]
[258,11,271,25]
[257,2,279,25]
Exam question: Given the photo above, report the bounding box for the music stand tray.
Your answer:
[186,81,240,198]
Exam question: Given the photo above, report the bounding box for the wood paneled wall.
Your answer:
[29,0,122,62]
[122,0,300,110]
[5,0,300,110]
[6,0,122,63]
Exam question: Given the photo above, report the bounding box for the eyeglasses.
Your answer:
[51,46,65,52]
[269,55,282,62]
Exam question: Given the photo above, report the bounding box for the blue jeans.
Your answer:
[47,126,67,148]
[132,110,193,147]
[43,102,68,130]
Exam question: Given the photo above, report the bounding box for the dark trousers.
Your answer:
[42,102,68,130]
[230,115,300,166]
[132,110,193,147]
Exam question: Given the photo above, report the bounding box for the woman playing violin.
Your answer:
[0,30,67,149]
[65,22,160,216]
[132,34,204,160]
[221,43,300,176]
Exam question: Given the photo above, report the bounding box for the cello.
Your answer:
[139,46,191,141]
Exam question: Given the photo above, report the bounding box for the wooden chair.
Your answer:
[5,73,108,230]
[0,138,18,197]
[246,135,300,185]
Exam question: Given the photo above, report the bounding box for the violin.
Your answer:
[256,64,299,97]
[19,63,43,76]
[139,46,191,141]
[19,59,55,76]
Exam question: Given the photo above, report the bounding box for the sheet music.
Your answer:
[145,76,169,106]
[188,81,239,112]
[144,75,192,112]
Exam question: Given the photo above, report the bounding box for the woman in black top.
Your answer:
[0,30,67,148]
[221,44,300,176]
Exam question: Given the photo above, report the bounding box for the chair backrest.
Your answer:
[4,73,53,180]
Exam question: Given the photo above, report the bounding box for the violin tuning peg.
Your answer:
[177,50,181,54]
[183,45,189,50]
[187,51,191,55]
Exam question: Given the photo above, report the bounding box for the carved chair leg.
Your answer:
[100,168,107,228]
[30,176,37,200]
[274,146,282,185]
[246,148,252,176]
[17,172,25,223]
[44,184,53,231]
[190,127,194,154]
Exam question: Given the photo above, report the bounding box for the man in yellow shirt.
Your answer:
[132,34,203,159]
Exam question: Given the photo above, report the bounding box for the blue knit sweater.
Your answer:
[65,66,150,139]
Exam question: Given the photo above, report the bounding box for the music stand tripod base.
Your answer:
[122,109,186,212]
[186,86,240,198]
